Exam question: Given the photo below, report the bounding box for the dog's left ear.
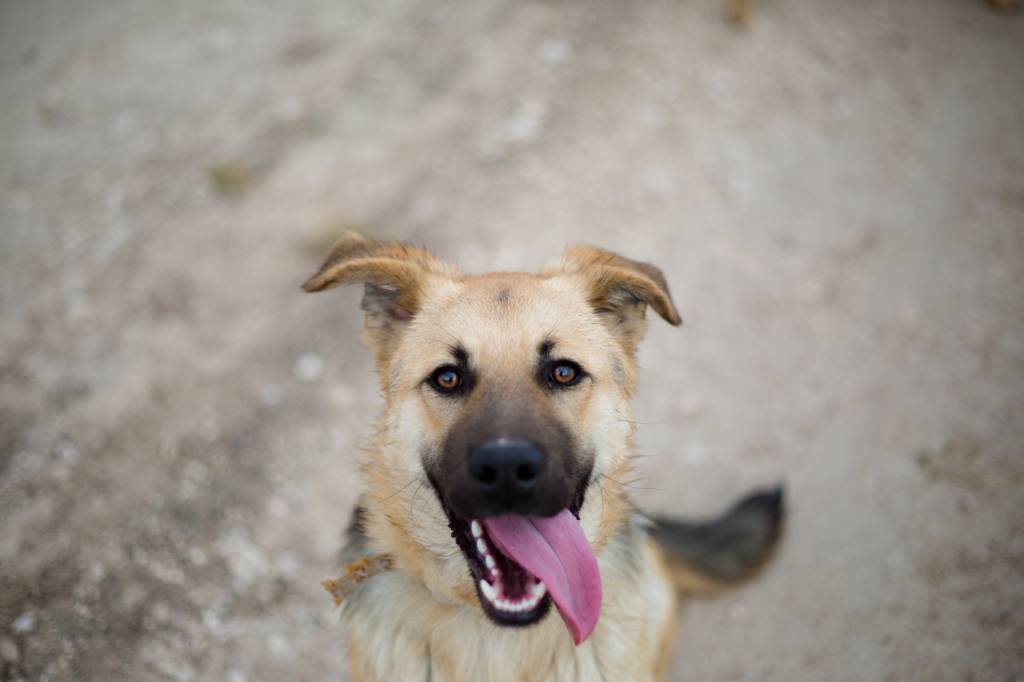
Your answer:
[302,232,458,367]
[551,245,681,351]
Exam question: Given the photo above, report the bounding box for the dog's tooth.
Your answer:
[531,581,547,599]
[476,538,488,556]
[470,520,482,538]
[479,580,497,603]
[485,555,496,571]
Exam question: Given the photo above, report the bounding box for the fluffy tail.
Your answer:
[648,486,785,594]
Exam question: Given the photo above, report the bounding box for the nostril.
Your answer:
[470,459,500,489]
[515,463,538,483]
[478,465,498,485]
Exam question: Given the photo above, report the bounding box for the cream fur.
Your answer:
[343,519,676,682]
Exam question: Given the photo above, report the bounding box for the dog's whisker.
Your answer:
[600,474,672,495]
[407,480,425,524]
[615,417,672,427]
[376,475,421,505]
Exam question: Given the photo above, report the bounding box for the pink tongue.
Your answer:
[482,510,602,645]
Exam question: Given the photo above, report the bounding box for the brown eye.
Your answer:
[550,361,582,387]
[430,366,462,393]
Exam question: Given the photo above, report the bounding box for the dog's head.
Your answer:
[303,234,680,644]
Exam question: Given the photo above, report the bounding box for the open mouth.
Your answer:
[441,486,602,645]
[460,516,553,622]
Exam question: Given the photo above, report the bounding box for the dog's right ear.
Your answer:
[302,233,457,366]
[547,244,682,356]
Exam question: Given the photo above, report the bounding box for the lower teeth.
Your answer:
[478,579,547,612]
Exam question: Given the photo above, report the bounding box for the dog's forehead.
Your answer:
[410,272,608,363]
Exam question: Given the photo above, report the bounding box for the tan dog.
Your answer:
[303,234,783,682]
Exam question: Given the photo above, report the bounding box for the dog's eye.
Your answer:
[429,366,463,393]
[549,361,582,387]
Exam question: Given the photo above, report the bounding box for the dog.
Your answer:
[302,234,784,681]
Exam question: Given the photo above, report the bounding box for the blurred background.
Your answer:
[1,1,1022,680]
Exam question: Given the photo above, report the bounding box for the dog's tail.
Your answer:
[647,486,784,594]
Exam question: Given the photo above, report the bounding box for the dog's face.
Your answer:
[304,235,680,643]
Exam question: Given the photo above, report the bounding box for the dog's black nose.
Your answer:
[469,438,545,506]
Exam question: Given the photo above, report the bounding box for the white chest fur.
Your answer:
[340,521,675,682]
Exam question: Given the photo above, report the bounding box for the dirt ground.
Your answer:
[1,1,1022,680]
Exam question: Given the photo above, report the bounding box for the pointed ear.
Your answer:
[302,232,457,364]
[550,244,681,351]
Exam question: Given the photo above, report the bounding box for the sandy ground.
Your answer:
[1,1,1023,680]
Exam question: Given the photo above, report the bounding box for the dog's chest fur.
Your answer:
[341,518,676,682]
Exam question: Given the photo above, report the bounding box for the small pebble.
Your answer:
[11,612,34,634]
[0,637,19,664]
[683,441,707,466]
[268,633,289,657]
[728,603,748,622]
[260,383,285,407]
[539,38,571,65]
[294,352,325,383]
[675,392,705,417]
[188,546,208,567]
